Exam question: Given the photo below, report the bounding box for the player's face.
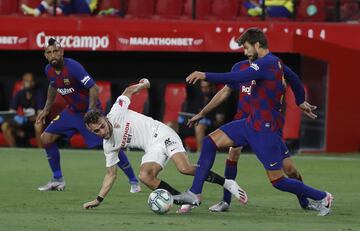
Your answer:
[44,45,64,68]
[243,41,258,62]
[22,73,35,89]
[87,117,112,139]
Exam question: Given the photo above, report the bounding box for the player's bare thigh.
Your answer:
[171,152,195,175]
[138,162,163,189]
[208,129,236,148]
[40,132,61,145]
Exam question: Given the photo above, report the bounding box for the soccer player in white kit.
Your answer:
[82,79,247,212]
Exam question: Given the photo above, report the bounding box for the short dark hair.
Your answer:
[237,28,268,48]
[47,38,61,48]
[84,110,103,125]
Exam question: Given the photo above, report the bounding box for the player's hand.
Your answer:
[299,101,317,119]
[139,78,150,89]
[187,113,204,127]
[36,110,49,125]
[83,199,101,209]
[186,71,206,85]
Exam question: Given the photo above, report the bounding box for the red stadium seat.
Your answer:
[128,86,149,113]
[209,0,240,21]
[184,136,197,152]
[341,0,359,21]
[153,0,184,19]
[0,133,9,146]
[125,0,155,19]
[96,81,111,111]
[282,86,302,140]
[182,0,211,20]
[97,0,125,16]
[296,0,326,21]
[0,0,18,15]
[17,0,42,13]
[162,83,186,124]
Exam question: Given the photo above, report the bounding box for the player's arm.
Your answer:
[36,85,57,124]
[122,78,150,100]
[188,85,232,127]
[83,164,118,209]
[284,65,317,119]
[88,84,99,111]
[186,60,269,85]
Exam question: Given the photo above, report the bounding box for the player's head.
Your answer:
[44,38,64,68]
[84,110,112,139]
[22,72,35,90]
[237,28,268,62]
[200,80,214,97]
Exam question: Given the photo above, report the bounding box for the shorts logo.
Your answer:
[50,115,60,124]
[270,162,278,167]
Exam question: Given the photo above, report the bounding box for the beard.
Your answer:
[50,59,62,68]
[249,53,258,62]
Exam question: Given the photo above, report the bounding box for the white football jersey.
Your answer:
[103,95,161,167]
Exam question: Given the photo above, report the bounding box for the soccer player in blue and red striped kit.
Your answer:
[35,38,140,193]
[187,58,317,212]
[175,28,333,216]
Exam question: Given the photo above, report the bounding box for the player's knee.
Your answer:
[138,170,155,185]
[40,133,51,145]
[178,165,194,175]
[228,147,241,161]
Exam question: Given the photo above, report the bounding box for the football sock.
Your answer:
[117,150,138,183]
[45,143,62,179]
[288,173,309,208]
[38,1,48,14]
[223,159,238,204]
[205,171,225,186]
[272,176,327,201]
[190,136,217,194]
[157,180,180,195]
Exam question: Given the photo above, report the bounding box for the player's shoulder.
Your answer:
[64,57,82,67]
[231,60,250,72]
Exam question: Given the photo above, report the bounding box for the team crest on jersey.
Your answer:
[63,78,70,86]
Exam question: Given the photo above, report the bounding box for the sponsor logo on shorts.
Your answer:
[270,162,278,167]
[164,138,177,148]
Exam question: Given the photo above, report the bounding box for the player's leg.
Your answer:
[175,120,249,207]
[117,150,141,193]
[194,119,209,151]
[282,157,310,209]
[34,120,44,148]
[1,121,16,147]
[21,0,53,16]
[38,110,78,191]
[210,146,242,212]
[252,131,333,216]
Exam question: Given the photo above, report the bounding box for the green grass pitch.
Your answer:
[0,148,359,231]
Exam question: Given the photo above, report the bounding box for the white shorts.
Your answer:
[141,123,186,168]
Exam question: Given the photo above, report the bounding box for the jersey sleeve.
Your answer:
[205,57,272,84]
[68,59,95,89]
[110,95,131,115]
[283,65,305,105]
[104,149,120,167]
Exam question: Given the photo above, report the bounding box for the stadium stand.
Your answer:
[128,86,149,114]
[125,0,155,19]
[162,83,186,131]
[209,0,240,21]
[296,0,326,21]
[0,0,18,14]
[182,0,211,20]
[153,0,184,19]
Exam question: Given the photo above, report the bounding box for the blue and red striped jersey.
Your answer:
[206,53,288,132]
[45,58,101,113]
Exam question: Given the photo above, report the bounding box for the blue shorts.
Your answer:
[220,119,290,170]
[45,109,102,148]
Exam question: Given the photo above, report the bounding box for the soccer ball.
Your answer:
[148,189,173,214]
